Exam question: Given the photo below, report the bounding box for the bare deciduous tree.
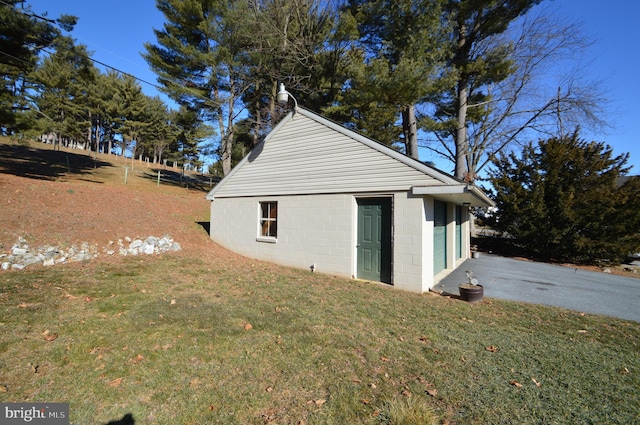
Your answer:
[422,5,607,180]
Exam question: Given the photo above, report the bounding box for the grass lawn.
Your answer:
[0,254,638,424]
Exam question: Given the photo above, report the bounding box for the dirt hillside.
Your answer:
[0,140,227,264]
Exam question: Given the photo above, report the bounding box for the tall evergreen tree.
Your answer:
[339,0,449,156]
[443,0,540,179]
[171,106,214,170]
[0,1,76,133]
[241,0,348,122]
[488,131,640,264]
[30,36,95,148]
[145,0,346,174]
[144,0,255,176]
[143,96,175,165]
[116,75,150,162]
[93,70,127,156]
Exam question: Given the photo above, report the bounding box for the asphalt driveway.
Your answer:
[436,253,640,323]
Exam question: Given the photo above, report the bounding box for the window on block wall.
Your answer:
[259,201,278,238]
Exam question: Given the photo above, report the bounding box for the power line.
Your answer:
[2,0,211,104]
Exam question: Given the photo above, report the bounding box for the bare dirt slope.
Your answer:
[0,140,228,264]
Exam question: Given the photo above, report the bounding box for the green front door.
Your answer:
[357,198,392,283]
[433,200,447,274]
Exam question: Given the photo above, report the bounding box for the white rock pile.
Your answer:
[1,235,181,271]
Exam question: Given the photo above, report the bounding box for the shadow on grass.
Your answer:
[0,142,112,181]
[104,413,135,425]
[440,291,463,300]
[140,168,219,192]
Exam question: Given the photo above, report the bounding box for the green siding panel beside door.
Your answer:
[357,198,392,283]
[456,206,462,259]
[433,200,447,274]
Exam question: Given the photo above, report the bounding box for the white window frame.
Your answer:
[257,201,278,243]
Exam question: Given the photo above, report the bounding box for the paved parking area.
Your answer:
[436,253,640,323]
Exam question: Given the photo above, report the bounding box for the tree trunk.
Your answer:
[270,80,277,129]
[94,117,101,161]
[87,111,93,153]
[221,87,235,176]
[455,80,468,179]
[253,80,261,146]
[402,105,419,160]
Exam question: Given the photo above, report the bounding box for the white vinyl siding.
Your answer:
[210,112,442,198]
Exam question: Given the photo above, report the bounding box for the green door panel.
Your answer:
[357,198,392,283]
[456,206,462,259]
[433,200,447,274]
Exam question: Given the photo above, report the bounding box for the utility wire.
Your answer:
[2,0,211,104]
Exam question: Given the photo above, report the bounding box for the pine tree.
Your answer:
[143,96,175,165]
[0,1,76,133]
[31,37,95,148]
[171,106,214,170]
[441,0,541,179]
[116,75,150,163]
[239,0,349,140]
[145,0,351,175]
[143,0,255,176]
[488,131,640,264]
[338,0,449,156]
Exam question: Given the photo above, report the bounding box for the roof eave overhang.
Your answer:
[411,184,495,208]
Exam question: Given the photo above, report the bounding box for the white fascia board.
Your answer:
[412,185,467,195]
[411,184,495,207]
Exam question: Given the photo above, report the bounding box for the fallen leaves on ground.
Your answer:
[42,330,58,342]
[129,354,144,364]
[510,380,523,388]
[107,377,123,387]
[486,345,498,353]
[532,378,541,387]
[244,323,253,330]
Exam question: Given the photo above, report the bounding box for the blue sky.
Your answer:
[26,0,639,173]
